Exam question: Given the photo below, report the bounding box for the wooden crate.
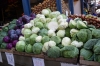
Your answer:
[80,56,100,66]
[44,55,78,64]
[0,48,14,53]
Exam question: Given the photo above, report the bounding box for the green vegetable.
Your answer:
[87,25,96,29]
[47,46,61,58]
[30,34,37,45]
[69,20,77,28]
[25,44,33,53]
[16,41,26,52]
[80,48,93,60]
[94,54,100,62]
[8,23,16,30]
[0,36,4,44]
[72,30,88,43]
[92,29,100,38]
[74,17,82,22]
[35,22,44,29]
[39,28,48,36]
[61,45,79,58]
[84,39,98,50]
[57,44,64,49]
[2,26,9,32]
[0,43,7,49]
[93,40,100,54]
[65,27,71,38]
[70,29,79,37]
[42,36,50,44]
[23,29,32,38]
[25,38,30,44]
[77,21,87,29]
[0,31,7,37]
[33,43,43,54]
[51,36,61,44]
[57,30,65,38]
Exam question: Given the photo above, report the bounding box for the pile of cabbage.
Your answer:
[0,13,36,50]
[15,8,100,60]
[16,8,92,59]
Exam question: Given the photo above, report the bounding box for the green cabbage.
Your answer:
[39,28,48,36]
[25,44,33,53]
[50,36,61,44]
[80,48,93,60]
[47,46,61,58]
[30,34,37,45]
[93,40,100,54]
[16,41,26,52]
[84,39,98,50]
[61,45,79,58]
[35,22,44,29]
[33,43,43,54]
[42,36,50,44]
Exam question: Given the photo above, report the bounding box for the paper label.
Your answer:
[32,57,45,66]
[5,52,15,66]
[61,62,78,66]
[0,52,3,62]
[66,11,68,16]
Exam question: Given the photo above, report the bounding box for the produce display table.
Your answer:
[0,49,79,66]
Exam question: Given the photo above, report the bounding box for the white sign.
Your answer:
[5,52,15,66]
[61,62,78,66]
[32,57,45,66]
[66,11,68,17]
[0,52,3,62]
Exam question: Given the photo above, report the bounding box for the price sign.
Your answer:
[66,11,68,17]
[0,52,3,62]
[5,52,15,66]
[61,62,78,66]
[32,57,45,66]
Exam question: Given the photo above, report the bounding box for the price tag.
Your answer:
[66,11,68,17]
[32,57,45,66]
[5,52,15,66]
[0,52,3,62]
[61,62,78,66]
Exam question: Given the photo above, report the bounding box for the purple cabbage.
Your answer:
[10,34,18,40]
[6,43,13,49]
[66,18,72,23]
[30,13,36,17]
[16,19,23,27]
[12,40,18,47]
[3,36,10,43]
[8,29,16,36]
[16,29,21,36]
[22,15,31,23]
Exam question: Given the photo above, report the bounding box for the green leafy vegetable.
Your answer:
[47,46,61,58]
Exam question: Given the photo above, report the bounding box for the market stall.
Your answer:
[0,0,100,66]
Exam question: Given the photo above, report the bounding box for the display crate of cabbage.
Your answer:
[68,15,100,65]
[14,9,91,64]
[0,13,36,53]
